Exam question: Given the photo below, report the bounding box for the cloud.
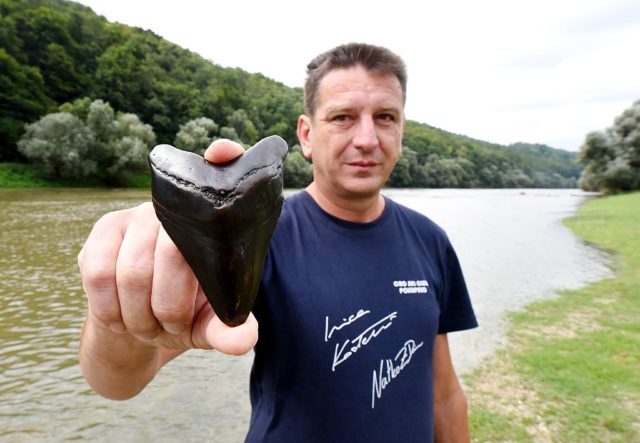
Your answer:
[568,0,640,33]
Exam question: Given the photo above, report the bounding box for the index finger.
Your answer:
[80,209,131,332]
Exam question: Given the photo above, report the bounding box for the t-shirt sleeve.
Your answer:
[437,241,478,334]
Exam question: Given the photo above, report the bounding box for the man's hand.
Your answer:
[78,139,257,400]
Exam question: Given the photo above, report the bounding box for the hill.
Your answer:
[0,0,580,187]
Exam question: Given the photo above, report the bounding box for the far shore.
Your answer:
[0,162,151,188]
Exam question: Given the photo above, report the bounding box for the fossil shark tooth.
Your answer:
[149,135,288,327]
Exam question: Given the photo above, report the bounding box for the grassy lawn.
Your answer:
[466,192,640,442]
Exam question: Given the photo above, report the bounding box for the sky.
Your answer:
[75,0,640,152]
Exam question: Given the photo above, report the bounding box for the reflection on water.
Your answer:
[0,188,611,442]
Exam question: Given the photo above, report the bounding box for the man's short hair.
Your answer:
[303,43,407,117]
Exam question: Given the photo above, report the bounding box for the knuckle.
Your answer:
[133,201,157,220]
[94,208,128,230]
[127,323,160,340]
[82,262,116,295]
[116,243,155,293]
[89,306,119,326]
[85,294,120,327]
[157,237,185,264]
[120,243,155,274]
[153,304,192,325]
[116,265,153,294]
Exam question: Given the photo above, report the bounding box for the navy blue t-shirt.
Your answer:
[246,191,477,442]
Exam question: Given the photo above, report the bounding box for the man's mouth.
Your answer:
[347,160,377,167]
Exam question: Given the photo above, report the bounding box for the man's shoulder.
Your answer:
[279,191,308,220]
[282,190,307,209]
[271,191,312,238]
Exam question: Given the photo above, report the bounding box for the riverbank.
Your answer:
[465,192,640,442]
[0,162,150,188]
[0,162,60,187]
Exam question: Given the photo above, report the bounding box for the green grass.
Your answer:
[0,162,60,187]
[466,192,640,442]
[469,409,534,442]
[0,162,150,188]
[127,170,151,188]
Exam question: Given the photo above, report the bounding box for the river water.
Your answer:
[0,188,611,442]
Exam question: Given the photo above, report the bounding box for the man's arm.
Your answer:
[433,334,471,443]
[78,140,258,400]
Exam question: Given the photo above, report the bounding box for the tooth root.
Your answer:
[149,136,288,327]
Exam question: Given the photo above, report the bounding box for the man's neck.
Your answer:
[305,182,385,223]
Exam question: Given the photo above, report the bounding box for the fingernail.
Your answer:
[162,322,186,335]
[109,322,126,334]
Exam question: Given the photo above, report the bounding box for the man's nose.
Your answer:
[353,117,379,151]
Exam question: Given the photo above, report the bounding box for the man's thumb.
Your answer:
[204,139,245,164]
[205,312,259,356]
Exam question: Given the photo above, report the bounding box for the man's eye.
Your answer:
[333,115,349,122]
[378,113,395,122]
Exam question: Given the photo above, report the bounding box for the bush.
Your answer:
[283,150,312,188]
[17,98,156,185]
[17,112,97,178]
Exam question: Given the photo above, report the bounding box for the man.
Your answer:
[79,43,477,442]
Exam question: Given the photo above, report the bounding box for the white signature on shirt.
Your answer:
[324,309,371,342]
[371,339,424,409]
[330,311,398,372]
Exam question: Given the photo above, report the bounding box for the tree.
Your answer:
[219,126,243,144]
[227,109,258,145]
[106,113,156,185]
[387,147,413,187]
[283,149,312,188]
[578,100,640,193]
[0,48,51,160]
[59,96,92,121]
[174,117,219,154]
[612,100,640,169]
[40,42,81,103]
[93,37,149,112]
[422,155,478,188]
[17,112,96,178]
[87,99,116,144]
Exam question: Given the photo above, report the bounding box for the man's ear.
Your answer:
[297,114,313,160]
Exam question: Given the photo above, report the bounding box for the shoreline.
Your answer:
[464,192,640,442]
[443,188,611,377]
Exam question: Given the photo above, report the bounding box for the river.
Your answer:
[0,188,611,442]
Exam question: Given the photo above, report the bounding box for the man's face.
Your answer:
[297,65,405,201]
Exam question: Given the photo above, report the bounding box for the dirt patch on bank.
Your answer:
[467,351,555,442]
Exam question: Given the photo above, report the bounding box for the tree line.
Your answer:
[17,97,313,187]
[2,0,586,188]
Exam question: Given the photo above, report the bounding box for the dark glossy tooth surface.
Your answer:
[148,136,288,326]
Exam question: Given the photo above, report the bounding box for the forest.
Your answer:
[1,0,586,188]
